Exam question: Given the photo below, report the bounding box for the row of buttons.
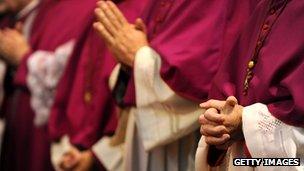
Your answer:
[243,0,289,95]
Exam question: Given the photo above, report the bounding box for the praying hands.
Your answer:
[199,96,244,149]
[93,0,148,67]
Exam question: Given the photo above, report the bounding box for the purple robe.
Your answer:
[121,0,260,105]
[1,0,98,171]
[209,0,304,127]
[0,6,39,171]
[49,23,117,150]
[49,0,146,168]
[109,0,259,170]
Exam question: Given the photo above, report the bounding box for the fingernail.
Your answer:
[223,134,230,140]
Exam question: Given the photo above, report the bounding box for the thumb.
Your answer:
[226,96,238,106]
[15,22,23,33]
[135,18,147,33]
[0,3,8,14]
[222,96,238,115]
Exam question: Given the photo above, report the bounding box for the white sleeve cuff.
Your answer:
[133,46,201,151]
[50,136,72,171]
[242,103,300,158]
[92,137,124,171]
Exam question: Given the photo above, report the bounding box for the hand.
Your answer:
[199,107,230,147]
[0,27,30,65]
[59,147,94,171]
[72,150,94,171]
[93,1,148,67]
[0,2,8,14]
[199,96,244,149]
[58,146,81,171]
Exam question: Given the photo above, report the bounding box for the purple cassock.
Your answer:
[121,0,259,104]
[209,0,304,127]
[48,0,146,168]
[107,0,260,170]
[207,0,304,164]
[0,3,39,170]
[0,0,97,171]
[0,6,37,117]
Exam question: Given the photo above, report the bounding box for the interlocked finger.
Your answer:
[200,99,226,111]
[205,134,230,146]
[201,124,228,137]
[204,108,224,123]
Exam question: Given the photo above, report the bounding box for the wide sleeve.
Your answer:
[243,103,304,163]
[64,31,118,149]
[133,46,203,151]
[92,136,124,171]
[91,45,203,171]
[267,65,304,127]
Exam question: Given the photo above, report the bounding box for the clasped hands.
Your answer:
[93,0,148,67]
[199,96,244,149]
[57,146,94,171]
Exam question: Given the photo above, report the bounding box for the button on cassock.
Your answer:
[84,91,92,103]
[270,8,276,14]
[248,60,255,69]
[263,24,270,31]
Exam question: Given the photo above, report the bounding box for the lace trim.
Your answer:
[27,40,75,126]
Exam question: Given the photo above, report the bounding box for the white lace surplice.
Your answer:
[93,46,202,171]
[26,40,75,126]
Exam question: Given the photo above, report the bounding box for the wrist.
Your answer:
[225,105,244,141]
[235,105,244,141]
[128,45,148,67]
[13,46,31,66]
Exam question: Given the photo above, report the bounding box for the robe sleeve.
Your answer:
[50,135,73,171]
[194,103,304,171]
[267,63,304,127]
[90,64,125,171]
[64,29,118,149]
[133,46,203,151]
[243,103,304,163]
[91,46,204,169]
[92,137,124,171]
